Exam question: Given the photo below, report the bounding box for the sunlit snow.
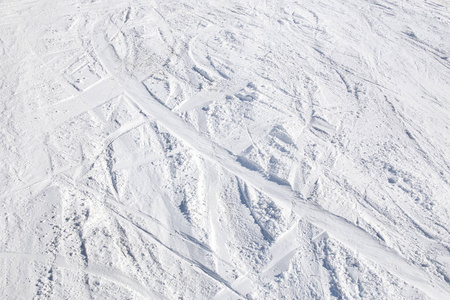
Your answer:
[1,0,449,299]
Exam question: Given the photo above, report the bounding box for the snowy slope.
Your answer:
[1,0,450,299]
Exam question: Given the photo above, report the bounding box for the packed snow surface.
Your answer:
[1,0,450,299]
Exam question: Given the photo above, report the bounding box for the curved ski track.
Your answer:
[89,14,450,299]
[1,0,450,299]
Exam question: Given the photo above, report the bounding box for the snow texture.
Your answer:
[0,0,450,299]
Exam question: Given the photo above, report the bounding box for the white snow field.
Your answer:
[1,0,450,298]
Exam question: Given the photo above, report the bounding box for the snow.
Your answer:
[1,0,450,299]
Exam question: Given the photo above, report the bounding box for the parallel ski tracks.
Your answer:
[90,18,450,299]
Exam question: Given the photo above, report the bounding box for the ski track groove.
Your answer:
[102,197,240,273]
[89,16,450,299]
[112,209,245,298]
[2,1,450,299]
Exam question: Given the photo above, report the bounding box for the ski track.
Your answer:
[91,15,450,298]
[1,0,450,299]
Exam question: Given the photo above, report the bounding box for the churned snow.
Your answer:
[1,0,450,299]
